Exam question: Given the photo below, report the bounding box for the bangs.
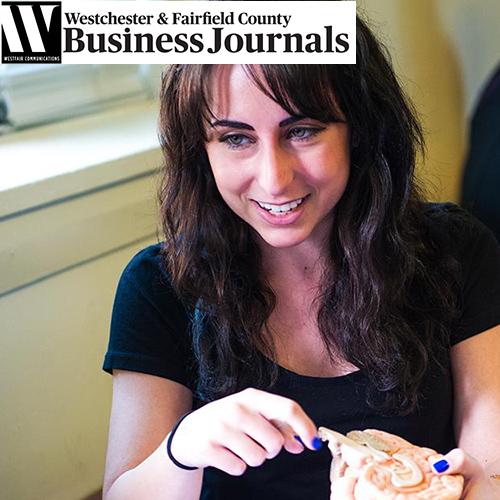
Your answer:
[197,65,346,137]
[244,65,346,123]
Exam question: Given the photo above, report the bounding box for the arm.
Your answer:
[444,324,500,498]
[327,327,500,500]
[102,367,321,499]
[103,369,203,500]
[451,324,500,467]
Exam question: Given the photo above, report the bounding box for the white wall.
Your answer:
[0,174,158,500]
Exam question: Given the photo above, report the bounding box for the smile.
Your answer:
[256,196,307,214]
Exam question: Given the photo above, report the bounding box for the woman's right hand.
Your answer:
[169,387,320,475]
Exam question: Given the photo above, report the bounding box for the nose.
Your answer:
[256,142,295,197]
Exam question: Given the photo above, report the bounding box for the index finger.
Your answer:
[238,388,319,450]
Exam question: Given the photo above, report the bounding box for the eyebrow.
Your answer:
[210,115,306,130]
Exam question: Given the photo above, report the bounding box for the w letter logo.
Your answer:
[1,1,61,63]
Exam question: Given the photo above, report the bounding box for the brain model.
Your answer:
[318,427,464,499]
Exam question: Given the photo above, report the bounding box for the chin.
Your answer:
[257,231,309,249]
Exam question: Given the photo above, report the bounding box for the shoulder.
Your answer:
[421,202,498,256]
[122,243,167,283]
[117,242,190,318]
[105,243,196,386]
[420,201,500,286]
[422,202,481,234]
[120,243,176,295]
[421,204,500,343]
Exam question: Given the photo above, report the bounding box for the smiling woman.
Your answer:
[101,15,500,500]
[204,65,350,250]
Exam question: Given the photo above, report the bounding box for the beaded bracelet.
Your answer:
[166,411,198,471]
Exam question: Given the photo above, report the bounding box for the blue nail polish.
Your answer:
[294,435,305,446]
[433,459,449,473]
[312,436,323,450]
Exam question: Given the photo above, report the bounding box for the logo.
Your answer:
[1,1,61,63]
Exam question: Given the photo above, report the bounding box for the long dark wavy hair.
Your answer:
[158,17,460,414]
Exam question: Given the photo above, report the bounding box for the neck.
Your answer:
[260,238,328,291]
[257,211,334,288]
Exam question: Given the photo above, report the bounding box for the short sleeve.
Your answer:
[451,209,500,344]
[102,244,196,390]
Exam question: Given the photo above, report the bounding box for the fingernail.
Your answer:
[433,459,449,473]
[312,436,323,450]
[294,435,305,446]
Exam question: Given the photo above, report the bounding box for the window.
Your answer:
[0,64,162,134]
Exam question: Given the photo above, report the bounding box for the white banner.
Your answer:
[1,1,356,64]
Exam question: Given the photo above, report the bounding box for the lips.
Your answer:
[252,195,309,225]
[256,196,306,214]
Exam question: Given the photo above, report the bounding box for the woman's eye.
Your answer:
[288,127,323,141]
[220,134,252,149]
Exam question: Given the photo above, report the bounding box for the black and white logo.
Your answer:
[1,1,61,63]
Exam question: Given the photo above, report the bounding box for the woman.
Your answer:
[102,17,500,500]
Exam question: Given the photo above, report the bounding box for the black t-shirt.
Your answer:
[103,203,500,500]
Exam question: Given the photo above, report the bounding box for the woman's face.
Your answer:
[205,65,350,250]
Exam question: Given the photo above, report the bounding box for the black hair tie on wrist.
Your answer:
[166,411,198,471]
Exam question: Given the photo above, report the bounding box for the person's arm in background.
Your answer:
[103,370,203,500]
[460,65,500,243]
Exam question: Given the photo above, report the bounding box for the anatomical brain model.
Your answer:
[318,427,464,499]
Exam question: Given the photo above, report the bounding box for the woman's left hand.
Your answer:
[432,448,498,500]
[329,446,499,500]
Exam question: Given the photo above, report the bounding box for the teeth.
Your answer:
[257,197,305,213]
